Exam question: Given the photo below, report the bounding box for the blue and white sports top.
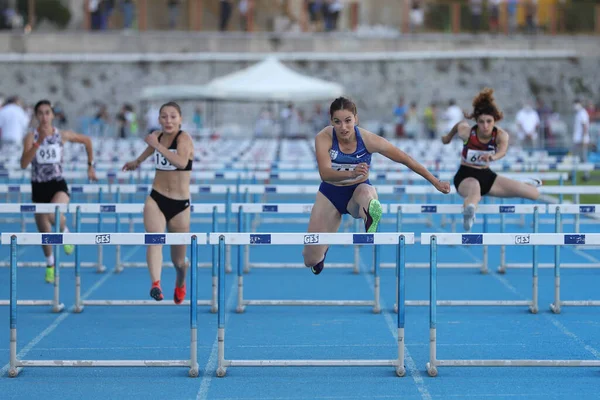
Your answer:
[31,128,64,183]
[328,126,372,184]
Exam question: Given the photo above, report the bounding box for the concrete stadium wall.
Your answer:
[0,33,598,133]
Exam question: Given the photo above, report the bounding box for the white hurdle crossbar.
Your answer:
[0,204,67,312]
[69,203,226,275]
[1,232,204,378]
[548,205,600,313]
[498,204,600,274]
[231,203,388,274]
[389,204,545,273]
[389,204,544,313]
[422,232,600,377]
[210,232,412,377]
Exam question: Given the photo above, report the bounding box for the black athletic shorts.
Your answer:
[453,165,498,196]
[31,179,70,203]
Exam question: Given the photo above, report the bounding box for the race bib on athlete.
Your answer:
[35,143,62,164]
[465,149,494,166]
[331,162,357,172]
[154,149,178,171]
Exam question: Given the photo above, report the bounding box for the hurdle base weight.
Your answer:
[53,303,65,313]
[550,303,561,314]
[216,367,227,377]
[189,364,200,377]
[426,362,438,377]
[396,366,406,377]
[8,367,22,378]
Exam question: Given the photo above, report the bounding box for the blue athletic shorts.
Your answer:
[318,180,372,215]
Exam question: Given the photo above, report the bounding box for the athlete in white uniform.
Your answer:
[20,100,97,283]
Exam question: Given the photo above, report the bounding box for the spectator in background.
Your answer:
[525,0,537,34]
[255,108,276,138]
[121,0,135,29]
[469,0,483,33]
[409,0,424,33]
[0,95,30,146]
[193,106,203,132]
[572,99,591,180]
[423,103,437,139]
[324,0,342,32]
[220,0,233,31]
[535,98,553,147]
[443,99,463,134]
[307,0,322,32]
[515,101,540,148]
[507,0,518,33]
[168,0,180,29]
[404,102,420,139]
[239,0,249,31]
[393,97,407,138]
[311,104,330,132]
[488,0,501,34]
[124,104,138,137]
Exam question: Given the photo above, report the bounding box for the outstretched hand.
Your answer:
[434,180,451,194]
[441,135,452,145]
[122,160,139,171]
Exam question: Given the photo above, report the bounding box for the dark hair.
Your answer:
[464,88,503,121]
[329,97,357,119]
[34,99,53,114]
[159,101,182,116]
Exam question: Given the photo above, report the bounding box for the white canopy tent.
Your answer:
[203,56,344,102]
[139,57,345,137]
[140,57,344,103]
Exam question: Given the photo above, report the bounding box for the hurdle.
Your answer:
[0,204,66,312]
[388,204,544,273]
[422,232,600,377]
[549,205,600,313]
[210,232,411,377]
[2,232,202,378]
[499,204,600,273]
[232,203,383,274]
[0,203,95,271]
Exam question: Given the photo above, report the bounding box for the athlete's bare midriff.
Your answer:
[152,170,191,200]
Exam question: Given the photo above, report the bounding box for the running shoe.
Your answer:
[364,199,383,233]
[150,280,164,301]
[45,265,54,283]
[63,244,74,255]
[310,249,328,275]
[174,284,186,305]
[463,204,476,232]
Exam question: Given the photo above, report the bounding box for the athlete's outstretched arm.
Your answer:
[122,131,158,171]
[362,130,450,194]
[441,121,470,144]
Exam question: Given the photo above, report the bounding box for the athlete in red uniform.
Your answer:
[441,88,541,231]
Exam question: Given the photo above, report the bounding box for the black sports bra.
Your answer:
[154,130,193,171]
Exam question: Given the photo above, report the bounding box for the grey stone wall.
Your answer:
[1,56,597,134]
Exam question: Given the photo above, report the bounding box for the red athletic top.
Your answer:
[461,125,497,167]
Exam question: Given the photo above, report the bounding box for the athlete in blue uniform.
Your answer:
[123,102,194,304]
[303,97,451,275]
[441,88,541,231]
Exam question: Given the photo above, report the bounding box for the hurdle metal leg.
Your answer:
[10,236,201,377]
[216,235,406,378]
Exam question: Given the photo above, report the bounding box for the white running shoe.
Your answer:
[521,177,543,187]
[463,204,476,232]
